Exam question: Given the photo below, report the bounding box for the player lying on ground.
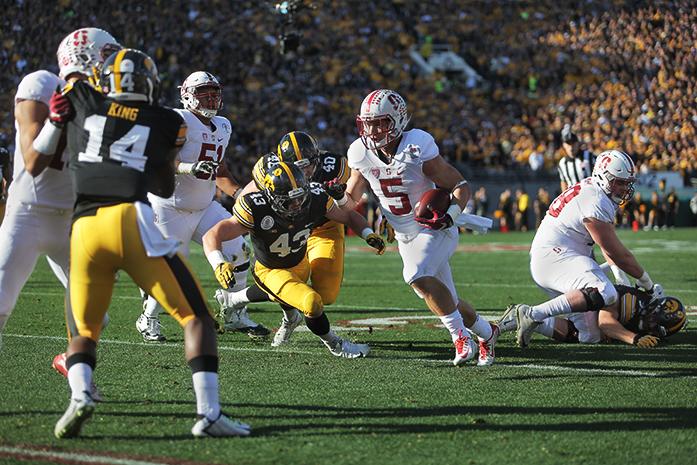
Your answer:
[498,285,686,347]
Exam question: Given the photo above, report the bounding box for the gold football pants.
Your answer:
[307,221,344,305]
[68,203,210,341]
[253,258,323,317]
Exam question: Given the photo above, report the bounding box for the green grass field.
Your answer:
[0,229,695,465]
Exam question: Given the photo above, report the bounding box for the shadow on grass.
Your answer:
[233,402,697,436]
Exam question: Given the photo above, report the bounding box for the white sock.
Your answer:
[232,271,248,293]
[143,297,160,318]
[530,294,572,322]
[535,319,556,338]
[317,329,342,346]
[469,314,492,341]
[439,310,467,343]
[192,371,221,420]
[68,363,93,400]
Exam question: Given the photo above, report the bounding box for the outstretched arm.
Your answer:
[326,205,385,254]
[342,168,369,211]
[202,216,250,289]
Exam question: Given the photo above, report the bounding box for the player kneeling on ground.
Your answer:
[203,161,385,358]
[44,49,249,439]
[504,150,664,348]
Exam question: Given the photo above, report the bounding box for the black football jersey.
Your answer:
[233,183,333,268]
[65,80,185,218]
[615,285,653,333]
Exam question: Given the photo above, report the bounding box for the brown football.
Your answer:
[414,188,451,220]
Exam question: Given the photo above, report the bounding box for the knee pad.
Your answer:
[580,287,608,312]
[301,291,323,318]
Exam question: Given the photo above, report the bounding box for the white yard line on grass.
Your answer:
[0,445,173,465]
[5,333,695,379]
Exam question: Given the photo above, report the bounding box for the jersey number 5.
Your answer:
[77,115,150,171]
[548,184,581,217]
[380,178,412,215]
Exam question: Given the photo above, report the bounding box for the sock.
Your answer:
[192,371,221,420]
[68,363,93,400]
[143,296,160,318]
[469,314,493,341]
[534,318,555,337]
[232,270,248,294]
[317,329,342,347]
[530,294,572,322]
[439,310,467,343]
[246,284,271,303]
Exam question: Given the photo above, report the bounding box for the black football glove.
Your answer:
[324,178,347,201]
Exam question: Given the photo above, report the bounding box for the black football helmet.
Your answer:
[277,131,320,180]
[100,48,160,104]
[647,296,687,337]
[263,161,310,219]
[252,152,280,190]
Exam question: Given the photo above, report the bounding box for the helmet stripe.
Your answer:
[289,132,302,160]
[279,162,298,190]
[112,49,127,94]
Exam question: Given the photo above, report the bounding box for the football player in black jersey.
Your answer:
[497,285,686,347]
[43,48,250,439]
[216,131,354,346]
[203,161,385,358]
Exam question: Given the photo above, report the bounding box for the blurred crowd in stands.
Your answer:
[2,0,697,223]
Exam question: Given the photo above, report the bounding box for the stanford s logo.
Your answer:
[599,155,612,170]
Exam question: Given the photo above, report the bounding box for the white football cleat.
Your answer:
[271,309,304,347]
[477,323,499,367]
[215,290,270,340]
[191,412,251,437]
[136,313,166,342]
[54,392,96,439]
[325,339,370,359]
[515,304,540,348]
[453,331,477,366]
[496,305,518,333]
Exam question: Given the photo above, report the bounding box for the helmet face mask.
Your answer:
[180,72,223,119]
[100,49,161,104]
[263,162,310,220]
[592,150,636,204]
[57,28,121,80]
[356,89,410,151]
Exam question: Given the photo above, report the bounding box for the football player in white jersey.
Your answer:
[137,71,269,342]
[0,28,120,354]
[341,89,499,366]
[504,150,664,348]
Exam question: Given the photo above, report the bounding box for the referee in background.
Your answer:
[557,124,595,191]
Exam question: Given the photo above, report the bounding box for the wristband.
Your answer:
[446,204,463,222]
[636,271,653,290]
[177,162,194,174]
[205,250,226,270]
[32,122,63,156]
[360,228,374,240]
[336,193,349,207]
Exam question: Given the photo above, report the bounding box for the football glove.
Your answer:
[378,216,395,243]
[648,283,665,301]
[416,211,454,231]
[324,178,347,201]
[48,88,74,127]
[633,333,659,348]
[365,232,386,255]
[214,262,236,289]
[191,160,219,180]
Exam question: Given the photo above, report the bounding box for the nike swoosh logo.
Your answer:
[217,137,224,142]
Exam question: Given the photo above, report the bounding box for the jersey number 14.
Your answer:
[78,114,150,171]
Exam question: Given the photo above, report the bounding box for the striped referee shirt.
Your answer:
[558,150,596,187]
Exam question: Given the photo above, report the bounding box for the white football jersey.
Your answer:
[531,177,617,257]
[9,70,73,209]
[150,109,232,211]
[348,129,438,239]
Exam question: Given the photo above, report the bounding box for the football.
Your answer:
[414,188,451,220]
